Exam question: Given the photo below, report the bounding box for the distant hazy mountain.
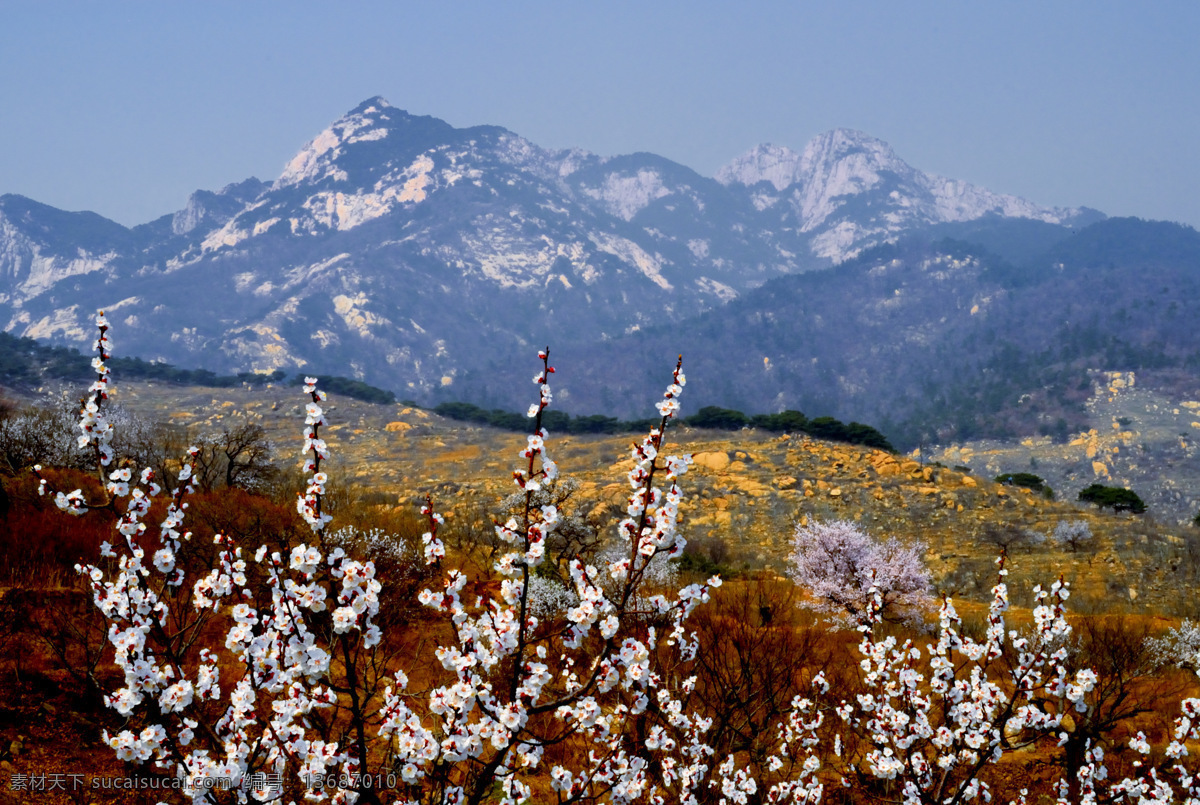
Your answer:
[715,131,1099,261]
[0,97,1120,435]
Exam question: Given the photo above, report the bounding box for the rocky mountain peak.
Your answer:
[716,129,906,193]
[716,128,1097,261]
[715,143,804,191]
[170,177,268,236]
[348,95,393,115]
[801,128,901,163]
[272,98,456,192]
[275,100,394,189]
[796,128,909,190]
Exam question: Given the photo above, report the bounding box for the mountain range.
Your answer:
[7,96,1200,449]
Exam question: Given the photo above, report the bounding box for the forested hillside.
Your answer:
[498,217,1200,449]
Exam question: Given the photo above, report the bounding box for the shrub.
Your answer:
[980,522,1045,553]
[803,416,896,452]
[294,374,395,404]
[749,409,808,433]
[995,471,1054,498]
[1078,483,1146,513]
[189,421,279,492]
[683,405,749,430]
[995,471,1047,491]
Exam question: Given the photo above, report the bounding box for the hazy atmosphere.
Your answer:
[3,2,1198,228]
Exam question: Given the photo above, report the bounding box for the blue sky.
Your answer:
[3,2,1197,228]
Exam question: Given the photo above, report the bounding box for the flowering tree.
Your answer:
[788,519,933,627]
[43,315,732,805]
[1051,520,1094,553]
[492,477,603,583]
[1147,620,1200,671]
[828,560,1088,805]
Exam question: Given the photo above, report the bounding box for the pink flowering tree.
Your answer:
[788,519,933,627]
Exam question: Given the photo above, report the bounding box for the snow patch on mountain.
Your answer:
[253,218,281,236]
[332,292,390,338]
[12,305,89,342]
[277,128,345,188]
[275,103,394,189]
[581,170,672,221]
[811,222,867,262]
[554,149,593,179]
[750,191,781,211]
[16,250,115,301]
[492,133,553,171]
[284,254,351,290]
[589,232,671,290]
[297,154,435,231]
[201,220,250,253]
[101,296,141,313]
[451,217,594,289]
[233,272,256,293]
[223,321,305,372]
[171,196,211,235]
[0,217,116,303]
[695,276,737,302]
[200,200,272,253]
[310,328,339,349]
[347,127,388,145]
[926,178,1075,224]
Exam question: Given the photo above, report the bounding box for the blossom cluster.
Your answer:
[82,310,116,467]
[296,377,332,533]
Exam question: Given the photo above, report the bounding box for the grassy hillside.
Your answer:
[79,378,1200,617]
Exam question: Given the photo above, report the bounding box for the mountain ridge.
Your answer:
[0,97,1143,447]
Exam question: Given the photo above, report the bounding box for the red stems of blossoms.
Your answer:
[296,376,332,534]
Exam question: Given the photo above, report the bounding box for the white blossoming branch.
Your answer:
[33,311,131,514]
